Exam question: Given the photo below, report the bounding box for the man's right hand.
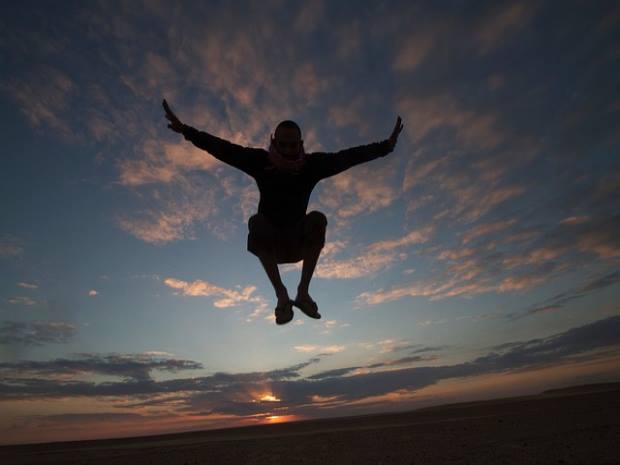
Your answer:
[162,98,185,133]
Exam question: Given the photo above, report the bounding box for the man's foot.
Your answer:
[293,292,321,319]
[275,299,294,325]
[275,289,294,325]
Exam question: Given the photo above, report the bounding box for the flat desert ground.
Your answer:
[1,383,618,465]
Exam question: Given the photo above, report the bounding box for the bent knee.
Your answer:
[248,213,272,232]
[306,210,327,227]
[304,211,327,249]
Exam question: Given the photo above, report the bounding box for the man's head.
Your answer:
[273,120,303,159]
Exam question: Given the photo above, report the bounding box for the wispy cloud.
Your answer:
[293,344,345,354]
[0,321,77,346]
[513,269,620,319]
[392,26,437,72]
[461,219,518,245]
[315,249,405,279]
[0,235,23,258]
[317,156,400,225]
[17,282,38,289]
[163,277,269,320]
[118,139,219,187]
[2,317,617,421]
[0,352,202,382]
[356,340,445,355]
[367,225,435,253]
[0,65,75,140]
[398,93,506,150]
[116,180,219,244]
[475,2,534,54]
[358,214,620,306]
[7,297,38,306]
[314,225,433,279]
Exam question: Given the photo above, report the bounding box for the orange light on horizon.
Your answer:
[259,393,281,402]
[265,414,296,424]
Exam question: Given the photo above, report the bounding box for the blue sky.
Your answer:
[1,0,619,444]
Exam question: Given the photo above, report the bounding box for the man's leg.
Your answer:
[256,251,290,306]
[296,244,322,300]
[296,211,327,300]
[247,214,290,306]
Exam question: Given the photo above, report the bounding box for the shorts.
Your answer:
[247,211,327,264]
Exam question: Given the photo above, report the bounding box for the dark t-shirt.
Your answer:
[181,125,394,228]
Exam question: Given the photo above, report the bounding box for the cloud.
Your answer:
[409,345,448,355]
[119,50,178,100]
[17,282,38,289]
[461,219,517,245]
[0,321,77,346]
[309,354,438,380]
[366,225,435,253]
[315,249,405,279]
[475,3,534,55]
[357,214,619,306]
[293,0,324,34]
[163,277,269,319]
[434,182,525,224]
[317,157,400,224]
[293,345,345,354]
[402,153,450,193]
[375,339,420,354]
[577,219,620,258]
[118,139,219,187]
[356,340,446,355]
[292,61,331,106]
[497,272,554,292]
[27,412,147,426]
[333,19,361,59]
[327,95,373,135]
[313,225,433,279]
[1,317,618,423]
[0,65,75,139]
[0,352,203,383]
[355,269,498,305]
[392,26,436,72]
[116,180,219,244]
[0,235,23,258]
[7,297,37,306]
[500,215,620,271]
[397,93,505,150]
[118,205,210,244]
[356,257,566,305]
[514,269,620,319]
[560,216,589,226]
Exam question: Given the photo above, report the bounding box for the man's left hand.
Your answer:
[388,115,404,150]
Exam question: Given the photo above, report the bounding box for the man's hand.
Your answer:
[163,98,185,133]
[387,115,404,150]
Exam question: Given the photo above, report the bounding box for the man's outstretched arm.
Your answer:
[315,116,404,179]
[162,98,260,175]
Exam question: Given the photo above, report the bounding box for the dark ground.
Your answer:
[1,383,618,465]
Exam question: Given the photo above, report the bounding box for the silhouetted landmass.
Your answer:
[541,381,620,395]
[1,381,618,464]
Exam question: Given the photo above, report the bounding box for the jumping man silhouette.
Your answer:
[163,99,403,325]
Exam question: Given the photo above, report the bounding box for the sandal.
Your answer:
[275,299,294,325]
[293,296,321,319]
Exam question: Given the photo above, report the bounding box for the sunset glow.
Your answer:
[265,415,297,424]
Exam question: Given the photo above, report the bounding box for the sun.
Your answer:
[265,415,297,424]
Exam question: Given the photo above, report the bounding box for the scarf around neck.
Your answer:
[267,136,307,174]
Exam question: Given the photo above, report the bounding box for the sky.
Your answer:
[1,0,619,445]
